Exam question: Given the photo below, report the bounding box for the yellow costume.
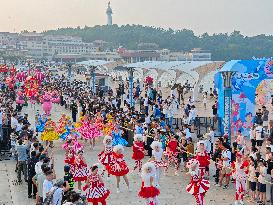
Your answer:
[41,121,59,141]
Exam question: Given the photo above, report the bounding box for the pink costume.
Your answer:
[186,159,210,205]
[51,91,60,103]
[77,120,103,140]
[16,91,25,104]
[42,92,52,116]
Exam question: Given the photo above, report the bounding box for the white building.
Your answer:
[159,48,211,61]
[19,32,44,58]
[43,35,98,60]
[190,48,211,61]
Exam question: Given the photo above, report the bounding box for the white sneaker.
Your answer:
[117,188,120,193]
[128,187,132,192]
[174,171,179,176]
[234,201,238,205]
[214,184,220,187]
[239,200,244,205]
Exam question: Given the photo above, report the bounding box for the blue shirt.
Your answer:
[135,126,144,134]
[160,121,166,129]
[15,144,28,161]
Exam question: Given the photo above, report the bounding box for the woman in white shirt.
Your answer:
[248,157,257,201]
[258,160,267,204]
[255,124,265,151]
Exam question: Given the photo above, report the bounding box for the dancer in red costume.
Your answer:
[186,159,210,205]
[139,162,160,205]
[231,152,248,205]
[195,141,210,178]
[73,150,89,190]
[83,165,110,205]
[98,135,114,179]
[164,134,179,176]
[106,145,131,193]
[132,134,145,173]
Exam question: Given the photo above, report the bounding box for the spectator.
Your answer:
[33,164,50,204]
[43,170,55,202]
[262,106,269,131]
[255,122,265,151]
[51,179,69,205]
[15,138,28,183]
[28,151,38,198]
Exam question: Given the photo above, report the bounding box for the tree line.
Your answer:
[44,24,273,61]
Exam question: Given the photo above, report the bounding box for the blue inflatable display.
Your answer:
[216,58,273,137]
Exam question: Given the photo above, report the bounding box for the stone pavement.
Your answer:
[0,103,253,205]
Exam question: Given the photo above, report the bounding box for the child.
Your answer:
[164,134,179,176]
[138,162,160,205]
[231,153,248,205]
[195,141,210,178]
[98,135,113,179]
[83,165,110,205]
[150,141,167,187]
[106,145,131,193]
[132,134,145,173]
[73,150,89,190]
[186,159,210,205]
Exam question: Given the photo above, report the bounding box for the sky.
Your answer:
[0,0,272,36]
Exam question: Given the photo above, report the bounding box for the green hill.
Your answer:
[44,24,273,61]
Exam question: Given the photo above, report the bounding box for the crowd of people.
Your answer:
[1,68,273,205]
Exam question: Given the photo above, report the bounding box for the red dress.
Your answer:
[132,142,145,160]
[83,174,110,203]
[106,153,129,176]
[139,173,160,199]
[195,151,210,168]
[98,145,114,166]
[73,157,89,182]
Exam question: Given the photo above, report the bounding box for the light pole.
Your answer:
[89,66,96,95]
[128,67,134,108]
[221,71,236,142]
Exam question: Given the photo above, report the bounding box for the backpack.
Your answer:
[261,128,265,138]
[43,187,57,205]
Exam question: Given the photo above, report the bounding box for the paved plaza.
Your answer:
[0,103,243,205]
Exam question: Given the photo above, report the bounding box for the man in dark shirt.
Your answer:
[255,108,263,125]
[70,101,78,123]
[28,151,38,198]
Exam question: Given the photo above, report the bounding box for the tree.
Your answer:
[43,25,273,61]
